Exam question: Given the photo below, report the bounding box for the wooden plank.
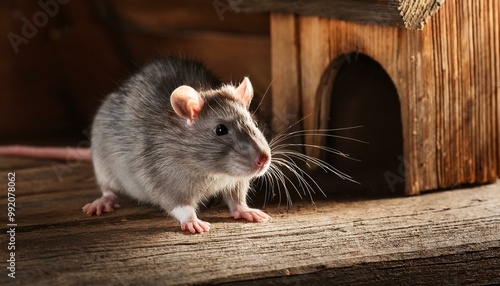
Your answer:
[0,158,499,285]
[486,0,500,180]
[230,0,442,29]
[427,0,499,188]
[270,13,301,136]
[494,0,500,178]
[225,245,500,285]
[298,16,331,159]
[414,26,439,193]
[457,0,475,183]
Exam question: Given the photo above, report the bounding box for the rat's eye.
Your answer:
[215,124,228,136]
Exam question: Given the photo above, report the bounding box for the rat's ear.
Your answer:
[234,77,254,109]
[170,85,204,124]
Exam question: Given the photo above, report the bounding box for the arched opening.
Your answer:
[326,53,404,196]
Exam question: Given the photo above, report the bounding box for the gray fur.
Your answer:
[89,58,270,227]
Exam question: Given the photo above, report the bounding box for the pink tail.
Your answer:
[0,145,92,161]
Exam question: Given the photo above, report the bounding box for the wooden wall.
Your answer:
[0,0,270,145]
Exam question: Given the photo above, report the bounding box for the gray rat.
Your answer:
[81,58,271,233]
[0,58,361,233]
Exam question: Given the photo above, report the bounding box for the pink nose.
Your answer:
[256,153,269,168]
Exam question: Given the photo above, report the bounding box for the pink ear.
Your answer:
[234,77,254,108]
[170,85,204,123]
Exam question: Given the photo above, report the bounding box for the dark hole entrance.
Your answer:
[326,53,404,196]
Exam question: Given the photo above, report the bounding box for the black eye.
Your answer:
[215,124,228,136]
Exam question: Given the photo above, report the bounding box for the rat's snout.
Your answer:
[255,153,270,169]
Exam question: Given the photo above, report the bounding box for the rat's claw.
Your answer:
[181,220,211,234]
[82,203,95,216]
[82,194,120,216]
[231,207,270,222]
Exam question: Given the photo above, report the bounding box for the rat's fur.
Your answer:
[84,58,271,233]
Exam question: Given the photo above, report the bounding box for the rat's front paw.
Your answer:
[231,207,270,222]
[181,219,211,234]
[82,195,120,216]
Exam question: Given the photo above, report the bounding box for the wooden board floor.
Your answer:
[0,157,499,285]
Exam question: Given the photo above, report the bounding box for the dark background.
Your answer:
[0,0,271,145]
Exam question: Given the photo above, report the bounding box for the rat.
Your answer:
[1,58,272,234]
[86,57,272,233]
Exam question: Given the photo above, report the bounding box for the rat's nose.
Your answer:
[255,153,269,168]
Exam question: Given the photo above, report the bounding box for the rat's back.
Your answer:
[90,58,221,201]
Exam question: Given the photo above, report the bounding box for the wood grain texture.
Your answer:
[270,14,301,137]
[0,158,499,285]
[298,16,331,159]
[230,0,442,29]
[428,0,499,189]
[270,0,499,194]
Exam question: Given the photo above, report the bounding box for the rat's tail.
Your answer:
[0,146,92,161]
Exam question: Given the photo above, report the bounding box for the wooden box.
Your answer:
[234,0,500,195]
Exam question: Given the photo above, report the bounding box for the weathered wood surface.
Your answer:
[270,14,301,137]
[270,0,500,195]
[0,157,499,285]
[231,0,443,29]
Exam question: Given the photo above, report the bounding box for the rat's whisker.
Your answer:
[271,159,306,198]
[262,166,283,206]
[272,158,312,199]
[252,76,275,116]
[269,128,367,149]
[271,133,368,146]
[276,150,358,183]
[272,144,358,161]
[257,125,365,207]
[268,115,313,144]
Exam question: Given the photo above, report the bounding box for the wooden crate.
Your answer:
[234,0,500,195]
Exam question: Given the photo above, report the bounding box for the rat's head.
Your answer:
[170,77,271,178]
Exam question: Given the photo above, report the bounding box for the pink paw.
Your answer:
[231,207,271,222]
[82,195,120,216]
[181,219,211,234]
